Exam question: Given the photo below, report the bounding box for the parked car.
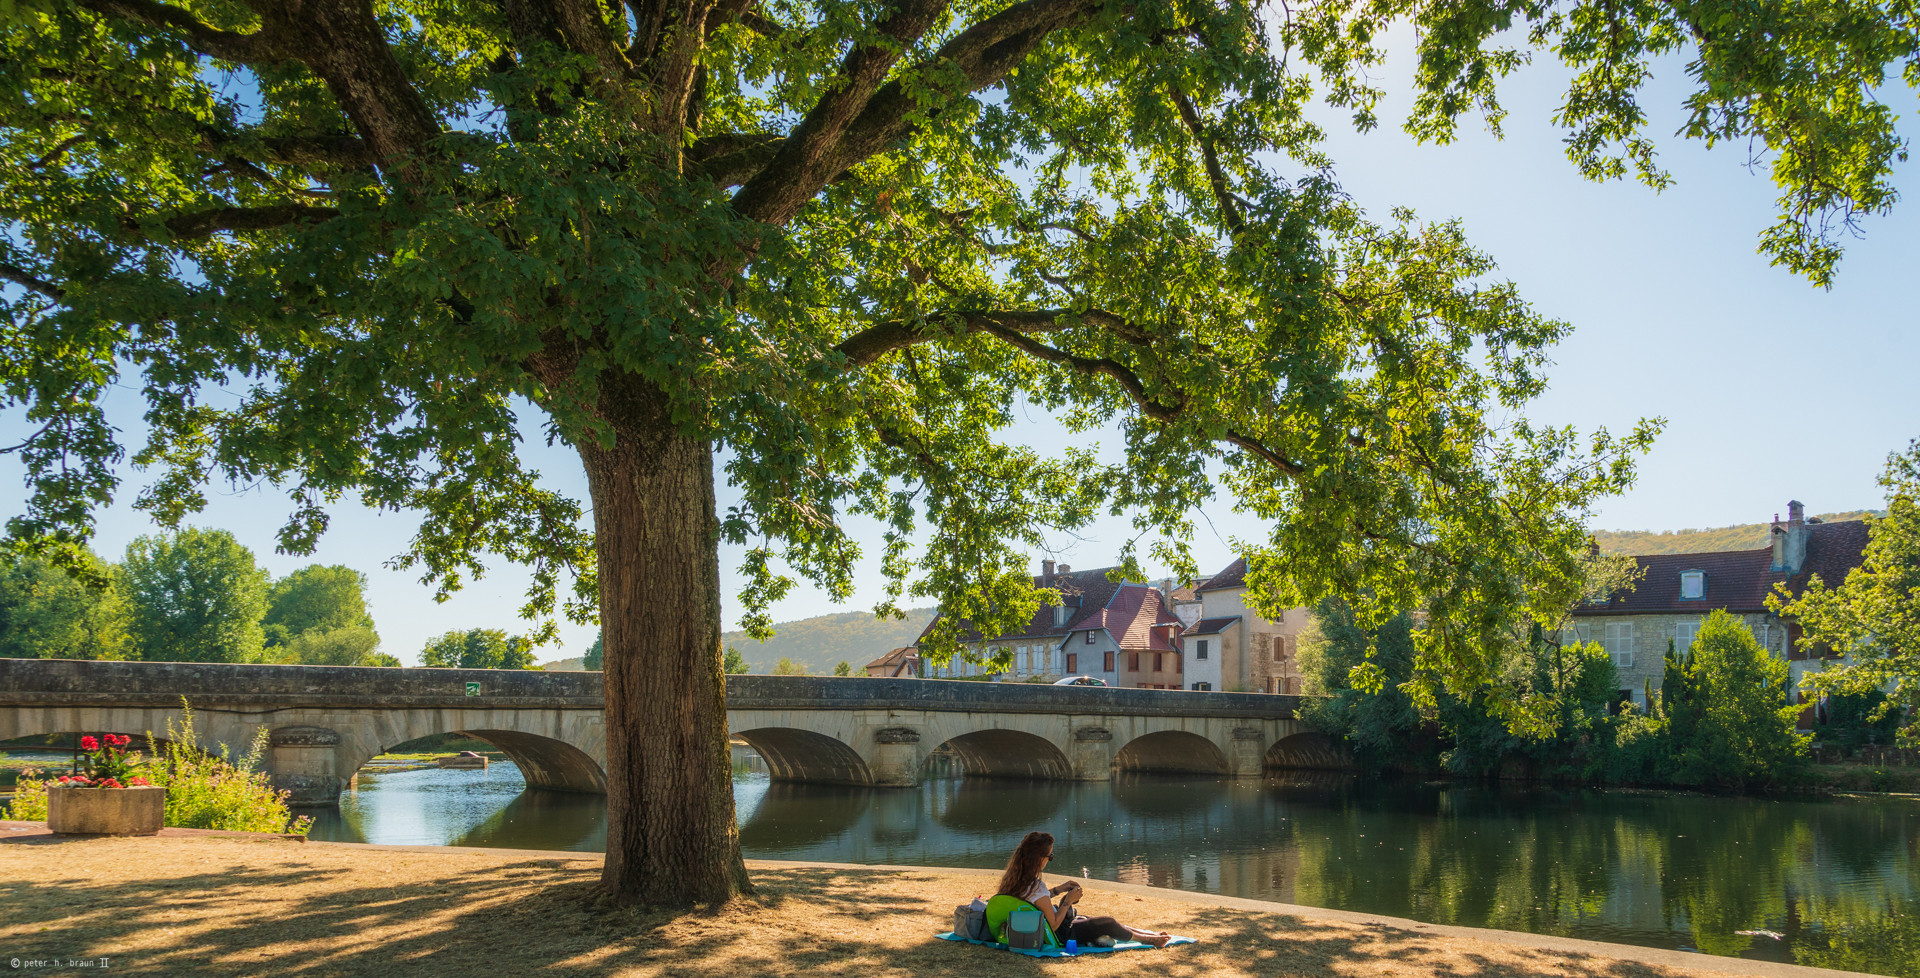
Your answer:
[1052,676,1107,686]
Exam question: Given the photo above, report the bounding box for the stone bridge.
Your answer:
[0,659,1347,806]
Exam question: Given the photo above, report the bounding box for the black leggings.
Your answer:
[1060,913,1130,944]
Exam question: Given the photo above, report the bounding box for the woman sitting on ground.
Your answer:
[996,831,1170,948]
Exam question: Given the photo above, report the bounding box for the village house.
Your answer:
[1568,501,1870,715]
[916,561,1186,687]
[862,646,920,678]
[1179,557,1313,693]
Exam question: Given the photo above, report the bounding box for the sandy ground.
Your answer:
[0,830,1861,978]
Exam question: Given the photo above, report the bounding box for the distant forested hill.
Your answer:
[537,607,936,675]
[725,608,937,675]
[1595,511,1883,555]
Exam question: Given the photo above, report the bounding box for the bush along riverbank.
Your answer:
[1300,601,1903,796]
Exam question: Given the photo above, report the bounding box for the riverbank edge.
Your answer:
[287,838,1877,978]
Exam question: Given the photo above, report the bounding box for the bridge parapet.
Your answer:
[1,660,1302,719]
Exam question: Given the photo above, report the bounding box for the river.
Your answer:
[293,759,1920,976]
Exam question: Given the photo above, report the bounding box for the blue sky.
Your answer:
[4,34,1915,665]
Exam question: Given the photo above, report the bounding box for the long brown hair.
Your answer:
[997,831,1053,897]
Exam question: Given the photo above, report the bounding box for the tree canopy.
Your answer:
[419,627,538,670]
[0,549,129,659]
[3,0,1911,905]
[119,527,271,663]
[263,564,378,648]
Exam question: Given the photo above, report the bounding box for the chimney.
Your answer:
[1770,513,1787,571]
[1784,500,1808,573]
[1057,564,1070,575]
[1041,559,1056,585]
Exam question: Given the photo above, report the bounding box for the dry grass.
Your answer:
[0,835,1767,978]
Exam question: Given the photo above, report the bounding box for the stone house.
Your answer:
[1180,557,1312,693]
[917,561,1185,686]
[863,646,920,678]
[1568,501,1870,713]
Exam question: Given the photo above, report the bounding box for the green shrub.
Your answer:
[3,771,48,820]
[152,702,312,835]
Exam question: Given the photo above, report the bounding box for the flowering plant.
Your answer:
[61,733,151,788]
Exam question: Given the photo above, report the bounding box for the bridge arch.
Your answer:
[930,729,1072,780]
[1265,732,1351,771]
[1113,730,1229,776]
[458,729,605,793]
[736,727,873,786]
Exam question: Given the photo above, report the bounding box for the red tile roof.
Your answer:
[863,647,920,676]
[920,565,1180,651]
[1572,520,1870,617]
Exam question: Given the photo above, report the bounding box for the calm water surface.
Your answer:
[305,762,1920,976]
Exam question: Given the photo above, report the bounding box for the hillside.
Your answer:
[725,607,937,675]
[1594,510,1882,556]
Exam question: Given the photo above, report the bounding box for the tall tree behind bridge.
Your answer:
[2,0,1910,904]
[0,550,131,660]
[119,528,270,664]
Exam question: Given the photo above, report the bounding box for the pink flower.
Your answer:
[80,736,99,751]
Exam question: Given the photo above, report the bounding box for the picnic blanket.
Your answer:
[935,932,1197,958]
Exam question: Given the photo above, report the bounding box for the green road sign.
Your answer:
[465,682,480,697]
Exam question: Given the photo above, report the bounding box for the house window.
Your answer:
[1066,653,1077,673]
[1103,651,1114,672]
[1085,631,1095,644]
[1680,570,1705,600]
[1192,682,1212,691]
[1196,640,1209,660]
[1175,654,1183,674]
[1273,637,1287,662]
[1153,653,1164,672]
[1675,620,1702,654]
[1604,621,1634,669]
[1054,606,1069,627]
[1129,651,1140,671]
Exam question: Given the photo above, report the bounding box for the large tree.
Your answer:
[263,563,378,648]
[0,550,130,659]
[119,527,271,663]
[0,0,1908,905]
[419,626,537,669]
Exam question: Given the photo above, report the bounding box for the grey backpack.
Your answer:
[952,904,989,942]
[1006,908,1048,950]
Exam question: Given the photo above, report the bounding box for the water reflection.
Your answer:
[308,761,1920,977]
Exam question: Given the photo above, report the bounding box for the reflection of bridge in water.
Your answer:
[2,659,1347,806]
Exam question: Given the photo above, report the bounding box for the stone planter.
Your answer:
[46,785,166,836]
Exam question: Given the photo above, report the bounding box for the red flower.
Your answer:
[102,779,121,788]
[127,776,150,786]
[109,734,131,747]
[80,736,99,751]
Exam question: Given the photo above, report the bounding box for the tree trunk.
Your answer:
[581,376,750,905]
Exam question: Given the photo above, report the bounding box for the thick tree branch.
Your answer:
[731,0,950,216]
[1169,86,1246,236]
[688,132,785,186]
[835,308,1079,366]
[0,261,66,302]
[29,135,90,171]
[141,204,341,240]
[734,0,1117,224]
[76,0,288,62]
